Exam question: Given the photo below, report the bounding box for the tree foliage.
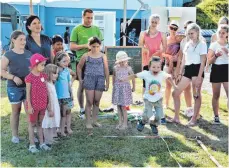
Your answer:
[183,0,228,29]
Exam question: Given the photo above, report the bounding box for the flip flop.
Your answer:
[186,121,197,127]
[167,118,181,124]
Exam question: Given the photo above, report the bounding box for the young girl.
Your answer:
[1,30,32,144]
[121,56,176,135]
[25,53,51,153]
[42,64,60,145]
[54,51,76,136]
[112,51,135,130]
[77,37,109,135]
[52,35,64,56]
[172,23,207,126]
[207,24,228,124]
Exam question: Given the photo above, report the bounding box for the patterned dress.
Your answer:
[112,65,132,106]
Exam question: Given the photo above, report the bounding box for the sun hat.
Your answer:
[169,20,179,28]
[115,51,131,64]
[30,53,48,68]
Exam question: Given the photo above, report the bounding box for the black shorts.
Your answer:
[142,63,164,88]
[210,64,228,83]
[183,64,204,79]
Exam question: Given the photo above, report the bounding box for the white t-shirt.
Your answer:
[180,37,188,52]
[209,42,229,65]
[183,41,207,65]
[137,70,170,102]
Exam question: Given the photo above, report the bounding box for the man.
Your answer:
[64,27,70,50]
[70,8,103,119]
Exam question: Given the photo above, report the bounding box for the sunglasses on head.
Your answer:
[169,26,178,31]
[152,57,161,62]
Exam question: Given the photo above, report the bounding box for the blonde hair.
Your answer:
[185,23,204,42]
[9,30,25,49]
[147,14,160,35]
[53,51,70,66]
[44,64,58,82]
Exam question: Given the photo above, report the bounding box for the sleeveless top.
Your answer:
[165,42,180,64]
[84,56,104,76]
[143,31,162,66]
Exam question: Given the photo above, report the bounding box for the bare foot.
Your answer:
[186,120,197,127]
[116,124,122,129]
[86,123,93,129]
[61,132,66,137]
[92,122,102,127]
[119,125,128,130]
[67,129,73,135]
[167,118,181,124]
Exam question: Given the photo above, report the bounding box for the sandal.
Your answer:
[186,121,197,127]
[167,118,181,124]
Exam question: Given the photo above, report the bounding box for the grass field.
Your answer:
[1,77,228,167]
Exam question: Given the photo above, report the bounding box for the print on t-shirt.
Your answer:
[148,79,161,95]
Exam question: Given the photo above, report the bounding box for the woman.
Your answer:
[138,14,167,90]
[211,16,228,43]
[172,23,207,126]
[207,24,228,124]
[1,30,32,143]
[25,15,53,64]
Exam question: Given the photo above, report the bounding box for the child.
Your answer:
[42,64,60,145]
[54,51,75,136]
[112,51,135,130]
[77,37,109,135]
[122,56,176,135]
[25,53,51,153]
[52,35,64,56]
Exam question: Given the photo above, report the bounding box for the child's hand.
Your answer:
[79,79,84,85]
[215,50,223,57]
[48,111,54,117]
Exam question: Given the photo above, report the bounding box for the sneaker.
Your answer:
[137,120,145,132]
[29,145,39,153]
[184,107,194,117]
[40,143,51,151]
[213,116,221,125]
[79,111,85,119]
[161,118,166,125]
[150,124,158,135]
[11,136,19,144]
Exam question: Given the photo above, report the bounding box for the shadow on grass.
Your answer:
[165,120,228,154]
[1,79,8,98]
[1,113,197,167]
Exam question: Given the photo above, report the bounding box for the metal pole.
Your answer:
[123,0,127,46]
[30,0,33,15]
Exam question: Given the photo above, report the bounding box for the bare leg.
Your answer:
[37,113,45,144]
[28,121,36,145]
[92,90,103,126]
[212,83,221,117]
[184,84,192,107]
[222,82,228,108]
[172,76,191,123]
[188,77,204,124]
[121,106,128,129]
[66,110,73,134]
[116,105,123,128]
[77,83,85,109]
[85,90,95,129]
[60,105,67,136]
[10,103,22,138]
[165,78,172,108]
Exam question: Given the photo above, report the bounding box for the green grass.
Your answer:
[1,77,228,167]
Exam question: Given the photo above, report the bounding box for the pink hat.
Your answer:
[30,53,48,68]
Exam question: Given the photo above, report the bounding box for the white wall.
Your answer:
[147,7,196,32]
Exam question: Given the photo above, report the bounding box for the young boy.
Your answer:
[122,56,177,135]
[52,35,64,56]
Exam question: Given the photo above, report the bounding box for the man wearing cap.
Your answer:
[70,8,103,118]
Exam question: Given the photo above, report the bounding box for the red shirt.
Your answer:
[25,72,48,111]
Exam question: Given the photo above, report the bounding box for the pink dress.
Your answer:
[112,65,132,106]
[25,72,48,111]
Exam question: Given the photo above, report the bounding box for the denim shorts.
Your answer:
[7,87,26,104]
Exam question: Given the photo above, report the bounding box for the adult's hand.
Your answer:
[13,76,23,86]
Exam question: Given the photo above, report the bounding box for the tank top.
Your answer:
[84,56,104,76]
[143,31,162,66]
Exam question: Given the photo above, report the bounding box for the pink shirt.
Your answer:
[143,32,162,66]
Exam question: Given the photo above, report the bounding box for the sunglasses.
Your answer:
[152,57,161,62]
[169,26,178,31]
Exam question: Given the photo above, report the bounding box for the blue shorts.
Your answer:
[83,75,105,91]
[7,87,26,104]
